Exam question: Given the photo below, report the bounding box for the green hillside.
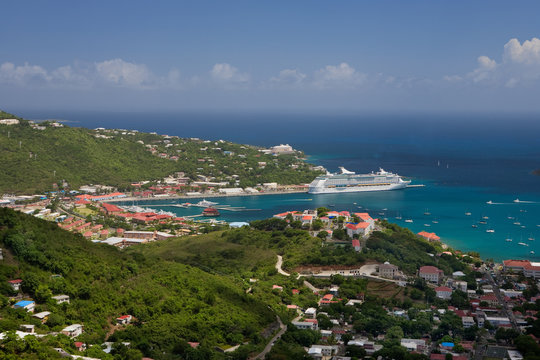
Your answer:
[0,208,277,359]
[0,110,321,194]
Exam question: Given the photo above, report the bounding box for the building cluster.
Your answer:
[274,209,376,252]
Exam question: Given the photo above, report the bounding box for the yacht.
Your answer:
[405,219,413,223]
[486,229,495,233]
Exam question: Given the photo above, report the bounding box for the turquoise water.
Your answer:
[122,181,540,262]
[17,110,540,261]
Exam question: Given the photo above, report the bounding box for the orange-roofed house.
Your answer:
[345,222,371,238]
[418,231,441,242]
[351,239,361,252]
[301,215,313,226]
[83,231,93,238]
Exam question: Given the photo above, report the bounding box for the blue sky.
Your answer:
[1,1,540,112]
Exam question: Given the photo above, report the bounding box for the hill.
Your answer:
[0,207,277,359]
[0,110,322,194]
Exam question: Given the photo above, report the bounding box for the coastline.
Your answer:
[107,189,308,203]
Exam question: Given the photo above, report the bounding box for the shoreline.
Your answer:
[106,189,308,203]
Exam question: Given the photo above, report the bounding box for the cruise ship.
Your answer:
[308,167,411,194]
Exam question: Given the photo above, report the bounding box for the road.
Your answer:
[275,255,290,276]
[250,316,287,360]
[485,270,519,330]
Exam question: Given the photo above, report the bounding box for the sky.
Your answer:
[1,1,540,113]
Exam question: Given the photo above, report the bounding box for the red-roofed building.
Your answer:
[480,294,499,307]
[116,315,133,325]
[345,222,371,238]
[74,342,86,352]
[503,259,540,279]
[7,279,22,291]
[435,286,453,300]
[352,239,361,252]
[83,231,93,238]
[301,215,313,225]
[292,289,300,295]
[100,229,109,239]
[419,266,444,283]
[418,231,441,242]
[102,202,123,215]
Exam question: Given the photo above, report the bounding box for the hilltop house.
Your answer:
[117,315,133,325]
[379,263,399,279]
[435,286,453,300]
[7,279,22,292]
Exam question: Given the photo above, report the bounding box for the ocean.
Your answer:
[16,109,540,261]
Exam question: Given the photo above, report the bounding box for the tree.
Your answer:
[386,325,404,346]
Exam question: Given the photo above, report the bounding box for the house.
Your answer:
[419,266,444,283]
[379,263,399,279]
[308,345,338,358]
[418,231,441,242]
[116,315,133,325]
[480,294,499,307]
[62,324,83,338]
[292,319,318,331]
[305,307,317,319]
[13,300,35,312]
[462,316,475,328]
[401,338,426,352]
[272,285,283,291]
[33,311,51,323]
[435,286,453,300]
[345,222,370,238]
[351,239,361,252]
[7,279,22,292]
[20,324,35,334]
[52,294,70,304]
[74,342,87,352]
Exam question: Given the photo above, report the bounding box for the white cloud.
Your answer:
[503,38,540,65]
[95,59,153,87]
[313,62,365,88]
[270,69,306,85]
[211,63,249,83]
[446,37,540,86]
[0,62,51,85]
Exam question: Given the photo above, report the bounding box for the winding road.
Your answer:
[250,316,287,360]
[275,255,290,276]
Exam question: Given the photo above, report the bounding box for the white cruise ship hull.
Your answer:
[309,182,409,194]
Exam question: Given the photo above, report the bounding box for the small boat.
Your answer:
[472,224,478,228]
[520,209,527,213]
[514,198,520,203]
[486,200,493,205]
[405,219,413,223]
[507,216,515,220]
[424,224,431,227]
[518,242,529,246]
[465,212,472,216]
[432,220,439,224]
[513,222,521,225]
[353,202,357,205]
[505,238,513,242]
[482,216,489,220]
[528,237,535,241]
[378,212,385,216]
[395,216,402,220]
[196,199,218,207]
[328,204,335,207]
[531,251,535,255]
[202,207,220,217]
[424,209,431,216]
[521,225,526,228]
[479,221,487,225]
[486,229,495,233]
[382,208,388,211]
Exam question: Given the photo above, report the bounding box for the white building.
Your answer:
[62,324,83,338]
[419,266,444,283]
[51,295,70,304]
[435,286,452,300]
[462,316,475,328]
[379,263,399,279]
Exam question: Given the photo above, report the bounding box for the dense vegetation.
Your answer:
[0,110,322,194]
[0,208,277,359]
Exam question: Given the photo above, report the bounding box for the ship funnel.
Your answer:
[339,167,355,175]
